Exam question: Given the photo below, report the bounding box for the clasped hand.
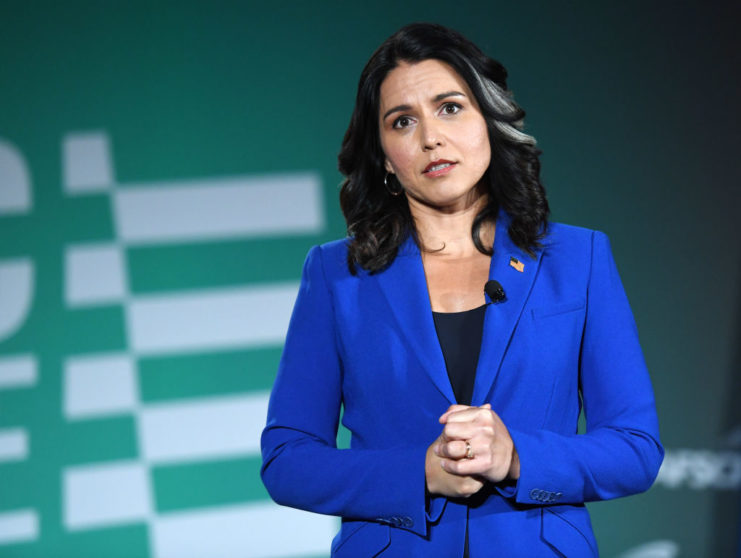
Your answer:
[425,404,520,499]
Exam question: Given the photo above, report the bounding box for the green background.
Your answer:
[1,1,739,556]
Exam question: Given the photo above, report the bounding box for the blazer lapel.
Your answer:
[373,237,457,405]
[471,211,544,405]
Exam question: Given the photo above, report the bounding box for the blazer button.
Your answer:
[402,516,413,527]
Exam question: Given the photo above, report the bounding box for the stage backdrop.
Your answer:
[1,2,739,557]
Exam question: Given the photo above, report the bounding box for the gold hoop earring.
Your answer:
[384,173,402,196]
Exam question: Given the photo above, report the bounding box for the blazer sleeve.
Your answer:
[260,245,431,536]
[501,230,664,505]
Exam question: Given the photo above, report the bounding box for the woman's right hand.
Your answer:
[425,433,484,498]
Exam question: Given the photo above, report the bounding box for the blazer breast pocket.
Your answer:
[531,299,585,320]
[522,299,586,383]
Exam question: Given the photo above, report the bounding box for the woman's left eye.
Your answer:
[440,102,462,115]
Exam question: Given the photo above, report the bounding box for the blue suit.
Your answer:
[261,212,663,557]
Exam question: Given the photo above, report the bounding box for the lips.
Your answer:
[423,159,456,174]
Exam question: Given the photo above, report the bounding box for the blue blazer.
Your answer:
[261,212,663,557]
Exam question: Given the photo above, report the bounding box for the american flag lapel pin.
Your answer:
[509,257,525,272]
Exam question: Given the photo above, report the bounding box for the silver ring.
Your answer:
[465,441,474,460]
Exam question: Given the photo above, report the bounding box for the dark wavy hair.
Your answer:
[338,22,549,274]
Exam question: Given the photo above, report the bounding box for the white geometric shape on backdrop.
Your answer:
[151,501,337,558]
[0,428,29,462]
[64,353,137,419]
[63,460,151,530]
[140,392,268,465]
[113,173,324,245]
[0,258,34,342]
[615,540,680,558]
[0,139,32,215]
[0,354,38,390]
[126,282,298,356]
[63,132,113,193]
[65,243,127,307]
[0,509,39,546]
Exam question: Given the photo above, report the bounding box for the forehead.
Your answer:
[379,59,472,111]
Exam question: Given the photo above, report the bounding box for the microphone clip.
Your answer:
[484,279,506,304]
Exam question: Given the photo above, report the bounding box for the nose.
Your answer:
[421,121,444,151]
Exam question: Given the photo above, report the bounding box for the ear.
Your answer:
[384,159,394,174]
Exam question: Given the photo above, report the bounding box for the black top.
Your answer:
[431,304,487,558]
[431,304,487,406]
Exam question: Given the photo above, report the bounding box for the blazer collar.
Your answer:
[471,210,543,405]
[373,209,544,406]
[374,234,456,403]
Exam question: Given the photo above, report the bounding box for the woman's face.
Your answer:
[378,59,491,213]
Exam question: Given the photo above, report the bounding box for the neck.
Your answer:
[409,193,493,258]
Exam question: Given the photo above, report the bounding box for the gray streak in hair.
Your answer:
[467,61,537,146]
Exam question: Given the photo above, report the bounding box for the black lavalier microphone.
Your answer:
[484,280,506,304]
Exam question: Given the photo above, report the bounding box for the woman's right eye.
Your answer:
[392,116,413,129]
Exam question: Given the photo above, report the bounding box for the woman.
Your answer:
[261,23,663,557]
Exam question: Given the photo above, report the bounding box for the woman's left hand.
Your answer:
[434,403,521,483]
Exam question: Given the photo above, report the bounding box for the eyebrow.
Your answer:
[382,90,466,121]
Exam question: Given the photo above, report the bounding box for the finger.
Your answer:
[432,440,442,457]
[439,404,475,423]
[440,456,488,477]
[442,444,508,475]
[443,457,487,477]
[442,421,480,441]
[440,404,493,423]
[437,439,469,460]
[444,407,496,425]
